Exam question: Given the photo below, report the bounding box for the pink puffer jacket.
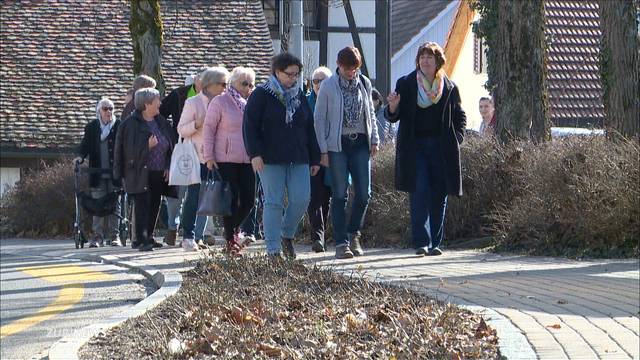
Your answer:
[203,91,251,164]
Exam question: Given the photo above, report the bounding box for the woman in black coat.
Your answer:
[385,42,467,256]
[74,98,121,247]
[114,88,176,252]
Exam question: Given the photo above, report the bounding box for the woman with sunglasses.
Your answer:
[74,98,121,247]
[203,66,256,256]
[243,53,321,260]
[314,46,379,259]
[177,67,230,251]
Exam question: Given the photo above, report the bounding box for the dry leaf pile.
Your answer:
[80,256,500,359]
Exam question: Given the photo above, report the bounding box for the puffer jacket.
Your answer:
[113,111,176,194]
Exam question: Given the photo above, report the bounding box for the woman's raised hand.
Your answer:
[387,92,401,113]
[251,156,264,173]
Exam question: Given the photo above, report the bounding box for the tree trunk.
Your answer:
[129,0,166,96]
[491,0,549,143]
[598,0,640,139]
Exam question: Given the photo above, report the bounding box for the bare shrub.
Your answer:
[493,137,640,257]
[1,158,88,237]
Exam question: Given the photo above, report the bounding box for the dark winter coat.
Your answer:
[77,119,121,187]
[113,111,176,194]
[160,84,192,136]
[385,70,467,195]
[243,86,321,166]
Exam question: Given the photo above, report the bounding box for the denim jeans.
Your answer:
[409,137,448,249]
[260,163,311,255]
[328,134,371,247]
[165,186,187,230]
[181,164,209,240]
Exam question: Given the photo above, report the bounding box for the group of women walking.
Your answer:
[76,41,467,259]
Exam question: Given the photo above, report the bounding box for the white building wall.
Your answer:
[0,167,20,197]
[449,16,489,130]
[328,0,376,28]
[390,1,458,90]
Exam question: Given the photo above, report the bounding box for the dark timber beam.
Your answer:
[375,0,391,96]
[343,0,368,78]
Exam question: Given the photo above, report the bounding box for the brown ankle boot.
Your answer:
[164,230,177,246]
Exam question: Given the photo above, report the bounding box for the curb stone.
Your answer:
[48,253,183,360]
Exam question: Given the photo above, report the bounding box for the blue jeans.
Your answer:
[181,164,209,240]
[260,163,311,255]
[329,134,371,247]
[410,137,448,249]
[165,186,187,230]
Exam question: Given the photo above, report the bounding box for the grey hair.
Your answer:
[95,98,115,121]
[229,66,256,87]
[311,66,332,80]
[134,88,160,112]
[199,67,230,90]
[132,75,156,92]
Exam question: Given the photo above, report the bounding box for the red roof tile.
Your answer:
[0,0,274,153]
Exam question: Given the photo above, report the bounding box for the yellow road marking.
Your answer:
[0,264,113,339]
[0,284,84,339]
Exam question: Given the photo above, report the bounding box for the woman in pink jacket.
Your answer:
[177,67,230,251]
[204,66,256,255]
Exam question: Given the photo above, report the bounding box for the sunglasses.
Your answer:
[312,78,324,85]
[241,81,255,88]
[102,107,113,111]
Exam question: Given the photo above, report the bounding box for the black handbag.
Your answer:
[197,169,232,216]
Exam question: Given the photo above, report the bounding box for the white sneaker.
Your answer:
[240,232,256,244]
[181,238,199,252]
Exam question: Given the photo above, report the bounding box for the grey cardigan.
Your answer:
[313,74,379,153]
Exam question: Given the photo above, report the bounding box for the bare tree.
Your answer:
[129,0,166,95]
[598,0,640,139]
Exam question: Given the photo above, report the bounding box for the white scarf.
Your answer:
[99,119,113,141]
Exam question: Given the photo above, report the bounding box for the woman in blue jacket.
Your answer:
[243,53,321,259]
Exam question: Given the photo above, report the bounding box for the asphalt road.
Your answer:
[0,240,153,360]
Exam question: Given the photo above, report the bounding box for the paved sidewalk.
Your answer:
[44,240,639,359]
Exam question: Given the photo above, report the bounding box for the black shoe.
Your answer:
[428,247,443,256]
[131,241,142,249]
[139,243,154,252]
[152,241,163,248]
[415,247,428,256]
[281,238,297,259]
[349,232,364,256]
[311,239,325,253]
[335,245,354,259]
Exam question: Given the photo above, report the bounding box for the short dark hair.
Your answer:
[479,96,494,104]
[271,52,303,75]
[337,46,362,68]
[415,42,446,72]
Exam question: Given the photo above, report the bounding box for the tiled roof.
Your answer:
[0,0,273,154]
[545,0,604,127]
[391,0,454,56]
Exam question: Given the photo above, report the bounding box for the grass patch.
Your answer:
[80,256,500,359]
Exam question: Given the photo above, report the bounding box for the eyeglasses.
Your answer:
[218,82,227,87]
[312,78,325,85]
[281,70,300,79]
[241,81,255,88]
[101,107,113,111]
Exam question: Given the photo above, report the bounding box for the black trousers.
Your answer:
[307,166,332,243]
[217,163,256,241]
[130,170,165,245]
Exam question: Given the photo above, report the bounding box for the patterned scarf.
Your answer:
[262,75,301,125]
[417,69,445,108]
[338,71,363,128]
[227,85,247,112]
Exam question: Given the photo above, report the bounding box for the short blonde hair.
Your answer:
[311,66,332,80]
[199,67,230,90]
[229,66,256,87]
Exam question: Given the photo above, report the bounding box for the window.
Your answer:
[474,34,488,74]
[262,0,320,33]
